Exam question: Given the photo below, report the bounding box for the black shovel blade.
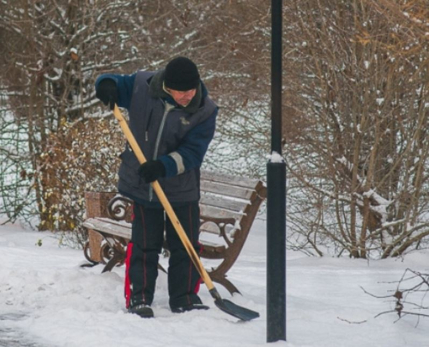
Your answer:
[215,298,260,321]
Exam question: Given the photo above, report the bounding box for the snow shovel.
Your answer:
[113,105,259,321]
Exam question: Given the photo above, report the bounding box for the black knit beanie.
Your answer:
[164,57,200,91]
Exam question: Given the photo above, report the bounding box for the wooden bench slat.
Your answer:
[200,240,226,253]
[200,194,248,213]
[200,181,255,200]
[201,170,262,189]
[199,222,237,236]
[83,218,131,239]
[200,204,244,221]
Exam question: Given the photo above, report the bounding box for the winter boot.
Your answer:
[128,303,154,318]
[171,303,210,313]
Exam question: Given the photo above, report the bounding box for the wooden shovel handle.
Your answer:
[112,105,215,290]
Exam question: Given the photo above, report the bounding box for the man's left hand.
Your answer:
[138,160,166,183]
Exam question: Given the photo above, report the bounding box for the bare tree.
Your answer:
[0,0,144,230]
[283,0,429,258]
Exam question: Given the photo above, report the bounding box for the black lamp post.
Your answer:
[267,0,286,342]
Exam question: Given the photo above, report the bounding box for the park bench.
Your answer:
[82,170,266,295]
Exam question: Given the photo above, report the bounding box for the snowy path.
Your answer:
[0,218,428,346]
[0,313,42,347]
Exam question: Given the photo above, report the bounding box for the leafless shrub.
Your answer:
[283,0,429,258]
[362,268,429,324]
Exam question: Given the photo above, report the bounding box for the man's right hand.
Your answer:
[96,79,118,110]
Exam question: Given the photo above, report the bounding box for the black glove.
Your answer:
[138,160,166,183]
[96,78,118,110]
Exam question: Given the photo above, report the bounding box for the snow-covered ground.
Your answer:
[0,217,428,347]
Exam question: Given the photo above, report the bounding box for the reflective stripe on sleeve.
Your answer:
[169,151,185,174]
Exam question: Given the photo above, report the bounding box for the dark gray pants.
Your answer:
[125,202,203,309]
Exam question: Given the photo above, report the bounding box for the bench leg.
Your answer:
[80,242,99,267]
[210,273,241,296]
[102,253,125,273]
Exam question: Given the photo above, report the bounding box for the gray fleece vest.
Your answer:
[117,71,216,203]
